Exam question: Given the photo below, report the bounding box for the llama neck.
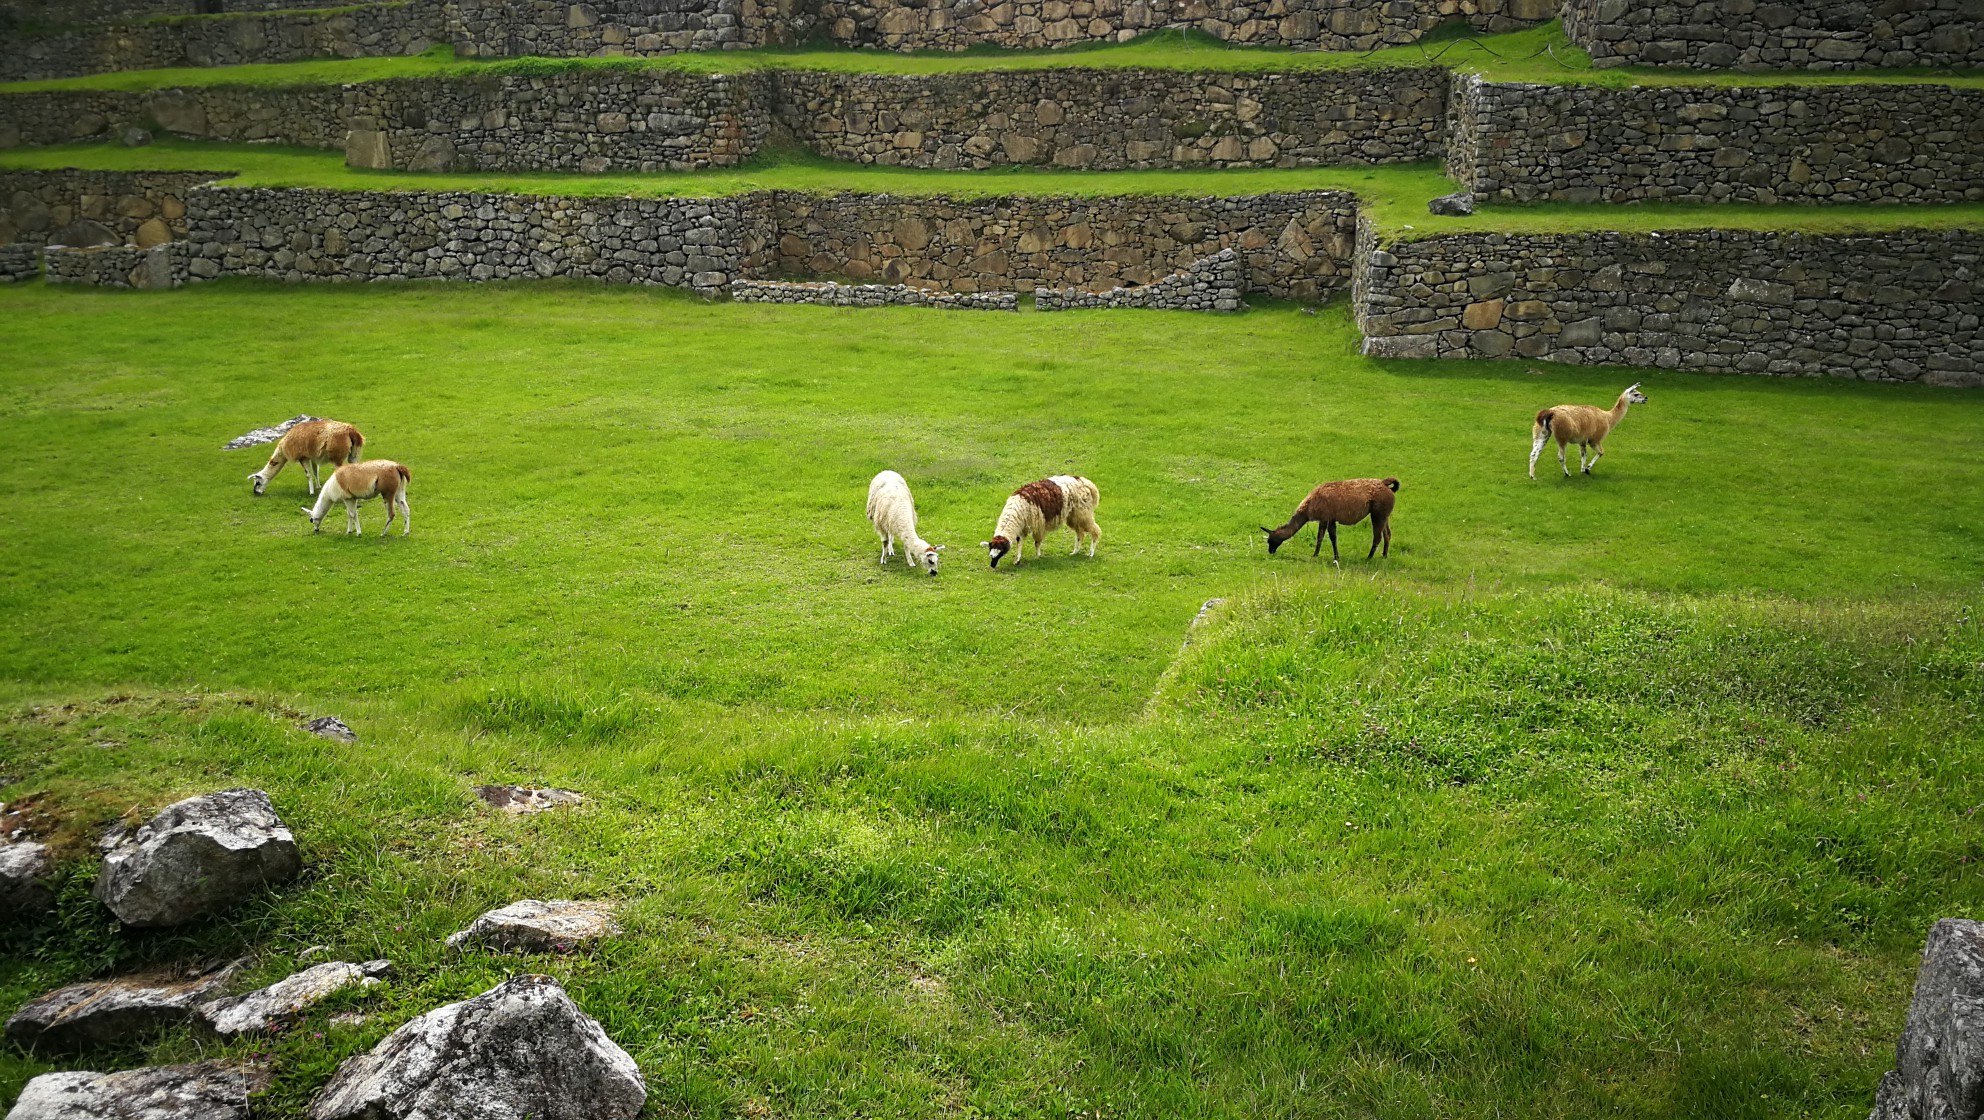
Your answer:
[1609,395,1634,427]
[1269,510,1312,543]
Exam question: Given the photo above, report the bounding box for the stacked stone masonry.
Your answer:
[772,67,1446,170]
[1353,227,1984,387]
[1447,75,1984,204]
[0,3,442,83]
[1561,0,1984,71]
[0,241,38,280]
[1,169,229,247]
[730,278,1018,307]
[444,0,788,60]
[1036,245,1244,309]
[0,0,311,24]
[44,241,184,287]
[0,85,347,150]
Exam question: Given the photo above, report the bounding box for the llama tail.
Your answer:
[1534,409,1555,436]
[1382,477,1400,492]
[395,464,410,484]
[348,430,365,463]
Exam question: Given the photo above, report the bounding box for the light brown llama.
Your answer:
[249,419,364,496]
[1528,383,1647,479]
[1262,477,1399,563]
[302,461,410,536]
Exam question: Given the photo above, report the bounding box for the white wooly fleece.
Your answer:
[866,470,937,567]
[993,494,1049,543]
[1049,474,1099,521]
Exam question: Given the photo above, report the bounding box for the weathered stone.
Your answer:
[1562,0,1984,70]
[446,900,622,953]
[198,960,391,1036]
[6,1062,265,1120]
[1461,299,1504,329]
[0,841,56,917]
[1870,919,1984,1120]
[305,716,356,743]
[307,975,645,1120]
[94,789,300,928]
[120,127,152,148]
[473,785,585,814]
[5,963,240,1052]
[1427,191,1475,217]
[48,219,118,248]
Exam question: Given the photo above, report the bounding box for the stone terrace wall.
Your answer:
[342,69,771,172]
[1354,226,1984,386]
[45,240,183,286]
[446,0,787,58]
[767,189,1355,299]
[1,3,443,83]
[1448,75,1984,204]
[0,0,312,24]
[1036,245,1244,309]
[0,242,39,280]
[0,169,229,247]
[0,85,346,150]
[731,278,1018,307]
[814,0,1554,52]
[1563,0,1984,71]
[184,185,762,288]
[773,66,1445,170]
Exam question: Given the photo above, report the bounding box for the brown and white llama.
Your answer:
[302,461,410,536]
[983,475,1101,568]
[1528,383,1648,479]
[249,419,364,496]
[1262,477,1399,563]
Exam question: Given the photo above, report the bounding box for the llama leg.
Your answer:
[399,495,410,536]
[381,495,396,537]
[1313,522,1325,557]
[1580,444,1594,475]
[347,500,360,535]
[1367,516,1383,560]
[878,531,890,565]
[1588,442,1604,474]
[1528,431,1547,479]
[1558,442,1570,478]
[1085,515,1100,557]
[306,461,319,497]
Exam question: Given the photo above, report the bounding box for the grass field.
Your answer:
[5,24,1981,92]
[1,280,1981,1118]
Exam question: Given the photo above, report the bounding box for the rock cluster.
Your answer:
[731,279,1018,309]
[1449,75,1984,205]
[474,785,585,813]
[1036,247,1245,311]
[1563,0,1984,71]
[1354,227,1984,386]
[94,788,300,927]
[222,414,321,451]
[5,962,241,1051]
[308,975,646,1120]
[447,900,622,953]
[6,1061,266,1120]
[0,170,220,249]
[1869,918,1984,1120]
[198,960,392,1036]
[0,839,54,914]
[774,67,1448,170]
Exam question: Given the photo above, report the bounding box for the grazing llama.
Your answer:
[1529,383,1648,479]
[303,461,410,537]
[1263,478,1399,563]
[984,475,1101,568]
[249,419,364,496]
[866,470,944,575]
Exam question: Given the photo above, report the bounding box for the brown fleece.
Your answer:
[1013,478,1064,522]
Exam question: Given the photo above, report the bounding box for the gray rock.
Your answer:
[306,974,645,1120]
[446,900,620,953]
[221,415,321,451]
[1869,918,1984,1120]
[1427,191,1476,216]
[0,840,55,917]
[120,127,153,148]
[6,1062,265,1120]
[473,785,584,814]
[48,220,118,249]
[5,962,241,1052]
[94,789,300,928]
[304,717,356,743]
[197,960,390,1036]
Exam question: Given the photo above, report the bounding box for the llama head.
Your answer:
[1261,525,1292,554]
[1625,383,1648,404]
[300,506,323,532]
[922,544,944,576]
[250,472,268,496]
[984,536,1011,568]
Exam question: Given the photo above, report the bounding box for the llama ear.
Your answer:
[979,541,989,547]
[1259,526,1275,535]
[933,544,946,552]
[300,507,314,515]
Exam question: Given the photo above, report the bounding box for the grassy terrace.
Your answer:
[3,24,1982,92]
[7,140,1984,242]
[1,283,1981,1119]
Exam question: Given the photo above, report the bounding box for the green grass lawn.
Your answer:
[1,280,1980,1118]
[5,24,1980,92]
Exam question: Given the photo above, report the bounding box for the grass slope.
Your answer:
[1,281,1981,1118]
[9,141,1984,240]
[4,24,1980,92]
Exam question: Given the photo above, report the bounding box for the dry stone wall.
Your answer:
[1,3,442,83]
[766,189,1355,299]
[731,278,1017,307]
[0,84,346,150]
[445,0,786,59]
[1447,75,1984,204]
[0,0,310,24]
[45,240,183,286]
[183,185,761,288]
[0,242,38,280]
[1,169,229,247]
[773,66,1445,170]
[1035,244,1243,309]
[342,69,771,172]
[1562,0,1984,71]
[1353,226,1984,386]
[813,0,1553,52]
